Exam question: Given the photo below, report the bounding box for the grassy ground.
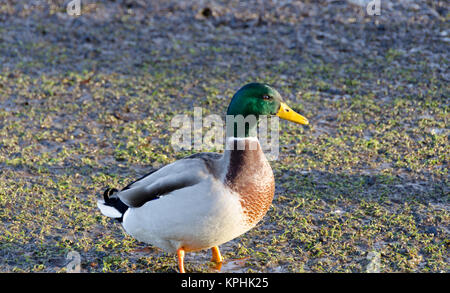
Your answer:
[0,0,448,272]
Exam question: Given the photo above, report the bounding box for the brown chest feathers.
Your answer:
[225,139,275,227]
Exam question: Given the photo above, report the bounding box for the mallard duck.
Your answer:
[97,83,309,273]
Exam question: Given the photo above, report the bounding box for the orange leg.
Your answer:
[211,246,224,271]
[177,247,186,273]
[211,246,224,264]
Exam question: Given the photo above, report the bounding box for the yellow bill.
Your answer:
[276,102,309,125]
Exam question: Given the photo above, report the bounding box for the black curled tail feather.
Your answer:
[103,187,128,214]
[103,188,118,201]
[99,187,129,222]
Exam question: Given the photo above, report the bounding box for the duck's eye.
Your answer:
[262,95,271,100]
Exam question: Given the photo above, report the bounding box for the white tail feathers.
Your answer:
[97,200,123,218]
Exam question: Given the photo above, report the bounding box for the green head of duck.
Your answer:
[226,83,309,137]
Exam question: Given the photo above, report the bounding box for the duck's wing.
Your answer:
[116,152,223,208]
